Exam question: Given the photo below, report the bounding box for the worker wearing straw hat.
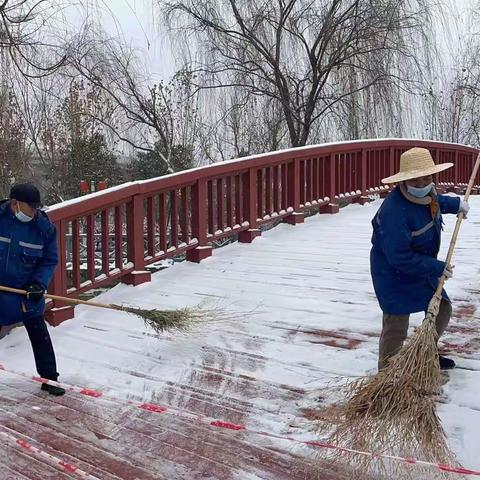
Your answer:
[0,183,65,396]
[371,147,470,371]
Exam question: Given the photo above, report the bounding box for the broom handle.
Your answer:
[434,151,480,297]
[0,285,122,312]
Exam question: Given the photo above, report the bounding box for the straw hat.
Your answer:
[381,147,453,184]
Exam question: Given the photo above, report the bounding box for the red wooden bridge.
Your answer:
[0,138,479,480]
[44,138,478,325]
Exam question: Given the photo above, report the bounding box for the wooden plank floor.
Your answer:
[1,198,479,479]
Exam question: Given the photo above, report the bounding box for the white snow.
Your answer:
[1,194,480,476]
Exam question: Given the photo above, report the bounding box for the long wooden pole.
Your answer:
[0,285,123,312]
[434,151,480,298]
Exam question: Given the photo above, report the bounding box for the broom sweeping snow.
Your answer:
[0,285,226,334]
[325,152,480,475]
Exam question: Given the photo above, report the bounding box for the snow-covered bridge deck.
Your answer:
[1,198,480,479]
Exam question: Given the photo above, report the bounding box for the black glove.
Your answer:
[25,283,45,302]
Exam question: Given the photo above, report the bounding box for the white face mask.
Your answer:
[15,205,33,223]
[406,182,434,198]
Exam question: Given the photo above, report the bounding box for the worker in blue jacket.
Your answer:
[0,183,65,395]
[371,147,469,371]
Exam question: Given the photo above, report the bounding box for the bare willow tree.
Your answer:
[0,89,33,196]
[0,0,82,78]
[0,0,93,200]
[71,31,200,175]
[197,85,288,162]
[416,2,480,145]
[160,0,433,148]
[440,52,480,146]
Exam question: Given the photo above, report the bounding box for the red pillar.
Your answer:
[123,195,151,286]
[45,220,74,326]
[319,154,339,214]
[355,148,372,205]
[239,167,262,243]
[187,178,213,262]
[284,159,304,224]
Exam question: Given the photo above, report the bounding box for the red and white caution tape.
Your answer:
[1,363,479,477]
[0,427,100,479]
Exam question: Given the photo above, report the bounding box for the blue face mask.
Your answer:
[407,183,434,198]
[15,206,33,223]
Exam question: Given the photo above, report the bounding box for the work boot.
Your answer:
[41,383,66,396]
[439,355,456,370]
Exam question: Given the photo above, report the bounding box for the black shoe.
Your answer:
[439,355,456,370]
[41,383,66,396]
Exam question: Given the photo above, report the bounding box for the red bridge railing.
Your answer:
[45,139,479,324]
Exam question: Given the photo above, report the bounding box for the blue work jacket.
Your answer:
[370,186,460,315]
[0,200,58,324]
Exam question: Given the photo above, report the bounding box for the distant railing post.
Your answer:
[45,219,74,326]
[284,159,304,224]
[433,148,440,186]
[123,194,151,286]
[355,148,371,205]
[320,153,339,214]
[239,167,262,242]
[361,149,367,195]
[389,146,395,175]
[474,151,480,193]
[379,147,395,199]
[187,178,213,262]
[454,151,459,188]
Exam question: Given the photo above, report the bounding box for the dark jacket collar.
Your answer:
[0,199,11,216]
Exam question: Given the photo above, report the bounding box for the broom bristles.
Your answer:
[113,302,238,334]
[319,301,458,478]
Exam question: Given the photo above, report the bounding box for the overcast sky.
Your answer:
[89,0,176,80]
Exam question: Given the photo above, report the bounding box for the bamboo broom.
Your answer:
[0,285,222,334]
[326,152,480,474]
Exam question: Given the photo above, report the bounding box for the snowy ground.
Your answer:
[1,195,479,479]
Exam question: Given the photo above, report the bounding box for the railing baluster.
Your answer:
[86,214,95,282]
[146,196,155,257]
[281,163,288,210]
[72,219,81,290]
[265,167,272,215]
[312,159,318,202]
[101,210,110,276]
[257,170,263,220]
[158,193,167,253]
[273,165,280,213]
[306,159,312,202]
[208,180,215,234]
[226,176,233,228]
[216,178,224,232]
[114,206,122,269]
[171,190,179,248]
[235,174,242,225]
[181,187,189,243]
[299,160,305,206]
